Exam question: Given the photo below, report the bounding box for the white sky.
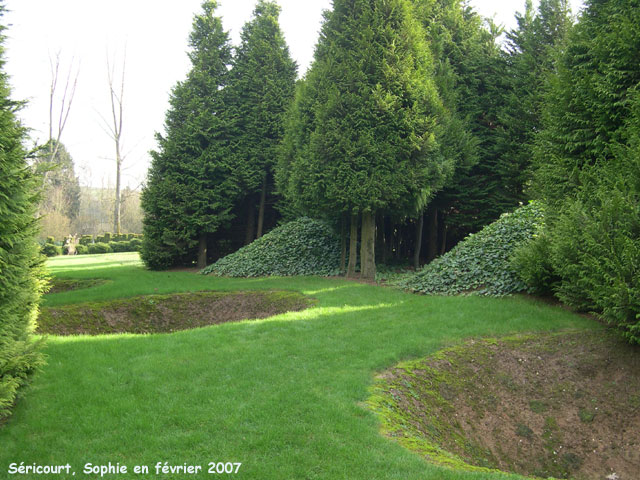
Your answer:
[3,0,584,189]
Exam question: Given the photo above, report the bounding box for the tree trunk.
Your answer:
[197,233,207,270]
[340,214,347,272]
[360,211,376,280]
[440,223,448,256]
[376,214,385,264]
[427,207,438,262]
[413,212,424,269]
[245,199,256,245]
[114,154,121,234]
[347,213,358,278]
[256,175,267,238]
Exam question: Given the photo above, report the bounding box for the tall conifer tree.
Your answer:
[141,1,236,270]
[0,1,45,420]
[227,0,297,243]
[280,0,447,279]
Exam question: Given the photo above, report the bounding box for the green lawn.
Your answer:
[1,252,599,479]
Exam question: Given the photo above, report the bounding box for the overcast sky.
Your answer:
[3,0,584,189]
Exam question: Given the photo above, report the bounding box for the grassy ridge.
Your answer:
[0,253,599,479]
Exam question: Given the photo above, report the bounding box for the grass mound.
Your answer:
[38,290,311,335]
[201,217,341,277]
[369,331,640,480]
[395,202,544,295]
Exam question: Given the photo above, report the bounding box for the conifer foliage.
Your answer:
[279,0,448,279]
[0,2,45,420]
[141,1,235,270]
[227,0,297,243]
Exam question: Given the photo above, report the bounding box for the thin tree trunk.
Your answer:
[376,213,384,264]
[197,233,207,270]
[245,199,256,245]
[340,214,347,272]
[440,223,448,255]
[114,153,121,234]
[427,207,438,262]
[347,213,358,278]
[256,175,267,238]
[413,212,424,269]
[360,211,376,280]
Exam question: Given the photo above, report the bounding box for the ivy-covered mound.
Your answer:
[395,202,544,296]
[201,217,341,277]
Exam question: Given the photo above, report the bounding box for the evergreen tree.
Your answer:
[279,0,447,279]
[141,1,236,270]
[0,1,45,420]
[427,0,571,256]
[525,0,640,342]
[227,0,297,243]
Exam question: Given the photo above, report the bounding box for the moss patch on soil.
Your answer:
[368,331,640,480]
[38,290,312,335]
[46,277,109,295]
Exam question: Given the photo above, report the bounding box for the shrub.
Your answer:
[129,238,142,250]
[201,217,341,277]
[88,242,112,254]
[550,184,640,343]
[103,232,112,242]
[79,235,93,246]
[511,232,559,296]
[42,243,62,257]
[46,236,55,244]
[75,244,88,255]
[395,202,545,296]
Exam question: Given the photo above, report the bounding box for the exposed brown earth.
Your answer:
[373,331,640,480]
[38,290,312,335]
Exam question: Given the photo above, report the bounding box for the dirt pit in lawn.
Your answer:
[370,330,640,480]
[38,290,312,335]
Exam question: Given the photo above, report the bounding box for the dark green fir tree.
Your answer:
[279,0,448,279]
[141,1,236,270]
[226,0,297,243]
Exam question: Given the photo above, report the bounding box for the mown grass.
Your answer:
[0,252,600,479]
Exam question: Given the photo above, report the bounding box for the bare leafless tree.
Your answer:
[47,52,79,164]
[100,49,126,234]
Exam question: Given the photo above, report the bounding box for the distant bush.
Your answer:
[88,242,112,254]
[395,202,545,296]
[79,235,93,246]
[201,217,341,277]
[42,243,62,257]
[75,244,88,255]
[46,236,55,244]
[129,238,142,250]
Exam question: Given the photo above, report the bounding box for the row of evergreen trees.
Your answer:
[141,0,296,270]
[141,0,574,278]
[518,0,640,343]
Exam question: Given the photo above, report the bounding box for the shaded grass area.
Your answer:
[1,253,600,479]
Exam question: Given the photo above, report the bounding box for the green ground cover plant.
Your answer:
[0,252,597,480]
[395,203,544,296]
[201,217,341,277]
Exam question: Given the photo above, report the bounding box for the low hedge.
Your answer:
[201,217,341,277]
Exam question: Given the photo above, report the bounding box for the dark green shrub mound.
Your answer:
[41,243,62,257]
[396,203,544,296]
[87,242,112,254]
[201,217,341,277]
